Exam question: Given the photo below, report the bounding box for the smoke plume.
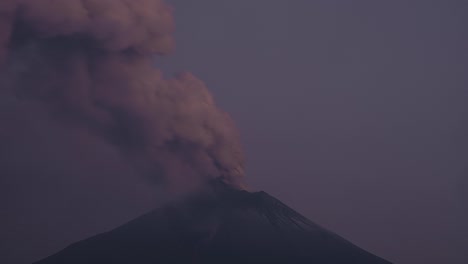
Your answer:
[0,0,245,191]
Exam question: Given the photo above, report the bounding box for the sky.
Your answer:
[1,1,467,264]
[161,1,468,263]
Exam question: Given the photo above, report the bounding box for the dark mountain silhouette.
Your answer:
[34,181,392,264]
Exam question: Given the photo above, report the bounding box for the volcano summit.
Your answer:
[34,181,391,264]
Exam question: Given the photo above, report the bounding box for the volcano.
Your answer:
[34,181,391,264]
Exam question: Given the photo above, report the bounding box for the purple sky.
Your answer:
[1,1,467,264]
[161,1,468,263]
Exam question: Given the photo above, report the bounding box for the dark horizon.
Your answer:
[1,1,467,264]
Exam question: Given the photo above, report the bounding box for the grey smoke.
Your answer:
[0,0,245,191]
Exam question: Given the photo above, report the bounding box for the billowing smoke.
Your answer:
[0,0,245,191]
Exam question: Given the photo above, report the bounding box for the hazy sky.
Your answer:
[161,1,468,263]
[1,1,467,264]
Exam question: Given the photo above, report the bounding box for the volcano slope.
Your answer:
[34,183,392,264]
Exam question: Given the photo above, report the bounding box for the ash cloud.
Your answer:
[0,0,245,191]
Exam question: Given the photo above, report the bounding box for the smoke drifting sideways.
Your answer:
[0,0,245,192]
